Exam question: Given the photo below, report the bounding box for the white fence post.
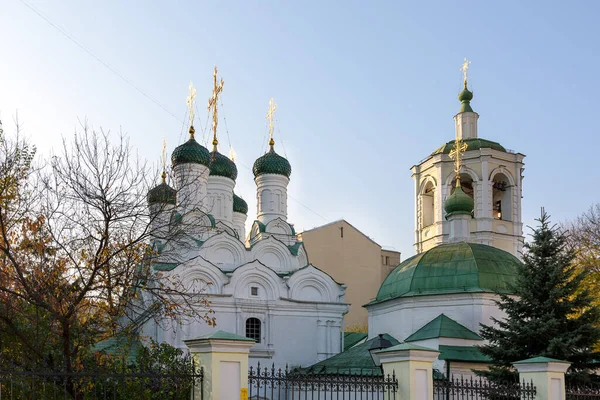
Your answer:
[375,343,440,400]
[514,357,571,400]
[184,330,255,400]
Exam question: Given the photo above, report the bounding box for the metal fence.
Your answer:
[433,375,536,400]
[248,363,398,400]
[566,385,600,400]
[0,364,204,400]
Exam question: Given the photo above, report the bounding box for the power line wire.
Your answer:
[19,0,183,123]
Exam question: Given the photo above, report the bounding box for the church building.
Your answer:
[142,69,348,369]
[307,61,526,376]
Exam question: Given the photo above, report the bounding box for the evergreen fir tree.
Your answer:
[479,210,600,383]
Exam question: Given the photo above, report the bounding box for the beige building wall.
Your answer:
[298,220,400,329]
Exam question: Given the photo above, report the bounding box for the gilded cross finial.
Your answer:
[449,137,468,186]
[186,82,197,139]
[161,138,167,182]
[207,66,224,150]
[266,98,277,149]
[460,58,471,88]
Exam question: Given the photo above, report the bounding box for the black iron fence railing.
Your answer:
[0,364,204,400]
[248,363,398,400]
[433,375,536,400]
[566,385,600,400]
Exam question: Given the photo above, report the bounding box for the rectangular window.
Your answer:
[251,287,258,296]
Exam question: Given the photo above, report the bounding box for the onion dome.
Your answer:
[209,150,238,180]
[444,183,474,218]
[252,139,292,178]
[147,173,176,205]
[374,242,521,303]
[458,84,474,113]
[171,126,211,167]
[233,193,248,214]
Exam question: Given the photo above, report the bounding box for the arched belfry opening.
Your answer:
[492,173,512,221]
[421,181,435,227]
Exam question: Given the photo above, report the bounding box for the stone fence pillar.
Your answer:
[184,330,255,400]
[514,357,571,400]
[374,343,440,400]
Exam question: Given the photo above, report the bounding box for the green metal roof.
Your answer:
[513,356,570,364]
[252,147,292,178]
[372,242,521,304]
[233,193,248,214]
[377,343,439,353]
[92,336,144,365]
[171,138,211,167]
[438,345,490,363]
[444,185,474,217]
[147,182,177,205]
[209,150,238,180]
[190,330,255,342]
[432,138,507,156]
[405,314,482,342]
[344,332,368,351]
[303,334,400,375]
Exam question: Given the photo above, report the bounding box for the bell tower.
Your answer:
[410,60,525,257]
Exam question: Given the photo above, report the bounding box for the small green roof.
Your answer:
[444,185,474,217]
[438,345,490,363]
[513,356,570,364]
[190,330,255,342]
[373,242,521,304]
[147,182,176,205]
[304,334,400,375]
[92,336,143,365]
[405,314,482,342]
[252,147,292,178]
[171,136,211,167]
[377,343,439,353]
[344,332,368,351]
[458,87,474,113]
[432,138,507,156]
[233,193,248,214]
[209,150,238,180]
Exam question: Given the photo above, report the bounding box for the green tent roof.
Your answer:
[432,138,507,156]
[344,332,368,351]
[372,242,521,304]
[303,334,400,375]
[92,336,144,365]
[405,314,482,342]
[438,345,490,363]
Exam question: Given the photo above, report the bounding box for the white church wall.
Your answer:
[367,292,504,341]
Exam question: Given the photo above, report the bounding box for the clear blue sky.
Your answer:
[1,1,598,258]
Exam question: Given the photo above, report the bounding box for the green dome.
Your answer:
[432,138,507,156]
[444,185,474,217]
[252,147,292,178]
[147,182,176,205]
[458,87,474,113]
[233,193,248,214]
[209,150,238,181]
[375,242,521,303]
[171,136,211,167]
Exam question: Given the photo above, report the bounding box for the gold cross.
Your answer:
[186,82,197,128]
[449,137,468,180]
[207,66,224,148]
[460,58,471,88]
[266,98,277,147]
[161,138,167,182]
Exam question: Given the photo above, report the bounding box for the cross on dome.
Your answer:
[207,66,224,150]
